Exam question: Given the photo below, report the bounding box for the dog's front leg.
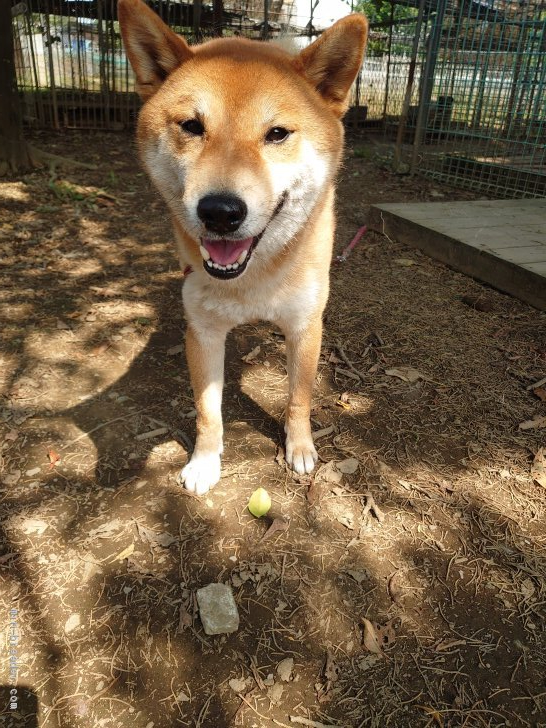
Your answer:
[283,317,322,475]
[179,324,226,495]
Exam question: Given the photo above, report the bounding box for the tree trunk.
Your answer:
[212,0,224,36]
[0,0,33,175]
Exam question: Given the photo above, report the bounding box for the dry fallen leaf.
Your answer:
[47,449,61,469]
[260,517,289,542]
[520,577,535,599]
[362,618,396,657]
[336,457,359,474]
[533,387,546,402]
[276,657,294,682]
[87,518,123,540]
[167,343,185,356]
[136,522,177,548]
[64,613,81,634]
[2,470,21,486]
[228,677,248,693]
[315,461,343,484]
[519,416,546,431]
[345,569,368,584]
[531,448,546,488]
[178,606,193,631]
[21,518,49,535]
[387,571,405,604]
[460,295,494,312]
[312,424,335,441]
[434,639,466,652]
[267,683,284,705]
[385,366,423,383]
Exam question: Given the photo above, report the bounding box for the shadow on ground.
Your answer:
[0,130,545,726]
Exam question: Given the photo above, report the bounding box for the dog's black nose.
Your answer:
[197,194,248,234]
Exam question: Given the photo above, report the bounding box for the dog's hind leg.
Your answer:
[178,324,226,494]
[283,316,321,475]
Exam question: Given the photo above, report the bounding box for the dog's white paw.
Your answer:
[285,437,318,475]
[178,452,221,495]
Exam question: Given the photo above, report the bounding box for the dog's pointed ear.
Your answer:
[118,0,193,99]
[294,15,368,116]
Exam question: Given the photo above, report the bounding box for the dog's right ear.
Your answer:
[118,0,193,99]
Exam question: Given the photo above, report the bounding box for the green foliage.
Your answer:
[356,0,416,25]
[357,0,417,54]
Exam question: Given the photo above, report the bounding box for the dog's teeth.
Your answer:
[226,264,233,270]
[232,262,239,270]
[200,245,210,261]
[206,260,213,267]
[237,250,248,265]
[212,263,219,269]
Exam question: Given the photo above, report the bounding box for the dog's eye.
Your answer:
[180,119,204,136]
[265,127,291,144]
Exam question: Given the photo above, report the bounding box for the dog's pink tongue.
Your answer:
[202,237,253,266]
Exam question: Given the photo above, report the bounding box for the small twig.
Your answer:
[135,426,169,441]
[231,687,259,724]
[248,654,266,690]
[362,492,385,524]
[334,367,361,382]
[195,693,213,727]
[336,340,366,381]
[526,375,546,391]
[89,674,121,702]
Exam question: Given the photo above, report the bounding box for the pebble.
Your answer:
[196,583,239,635]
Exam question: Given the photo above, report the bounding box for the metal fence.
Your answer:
[11,0,546,197]
[400,0,546,198]
[12,0,362,130]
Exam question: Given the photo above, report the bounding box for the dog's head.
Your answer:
[118,0,367,280]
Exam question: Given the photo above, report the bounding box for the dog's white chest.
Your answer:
[183,269,321,332]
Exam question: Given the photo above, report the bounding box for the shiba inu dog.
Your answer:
[118,0,368,494]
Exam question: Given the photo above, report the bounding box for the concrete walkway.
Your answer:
[369,199,546,310]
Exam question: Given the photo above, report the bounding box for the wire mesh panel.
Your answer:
[405,0,546,197]
[10,0,546,197]
[357,2,427,124]
[12,0,139,129]
[11,0,362,130]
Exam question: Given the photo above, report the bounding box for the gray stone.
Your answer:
[196,583,239,635]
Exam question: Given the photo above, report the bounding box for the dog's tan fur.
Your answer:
[118,0,368,494]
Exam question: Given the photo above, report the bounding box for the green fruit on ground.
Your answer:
[248,487,272,518]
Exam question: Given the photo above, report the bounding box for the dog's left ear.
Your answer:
[294,15,368,116]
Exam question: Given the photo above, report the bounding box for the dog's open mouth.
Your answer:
[199,193,287,280]
[200,235,258,279]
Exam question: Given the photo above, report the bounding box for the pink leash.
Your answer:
[335,225,368,263]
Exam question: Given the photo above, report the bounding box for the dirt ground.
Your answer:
[1,129,546,728]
